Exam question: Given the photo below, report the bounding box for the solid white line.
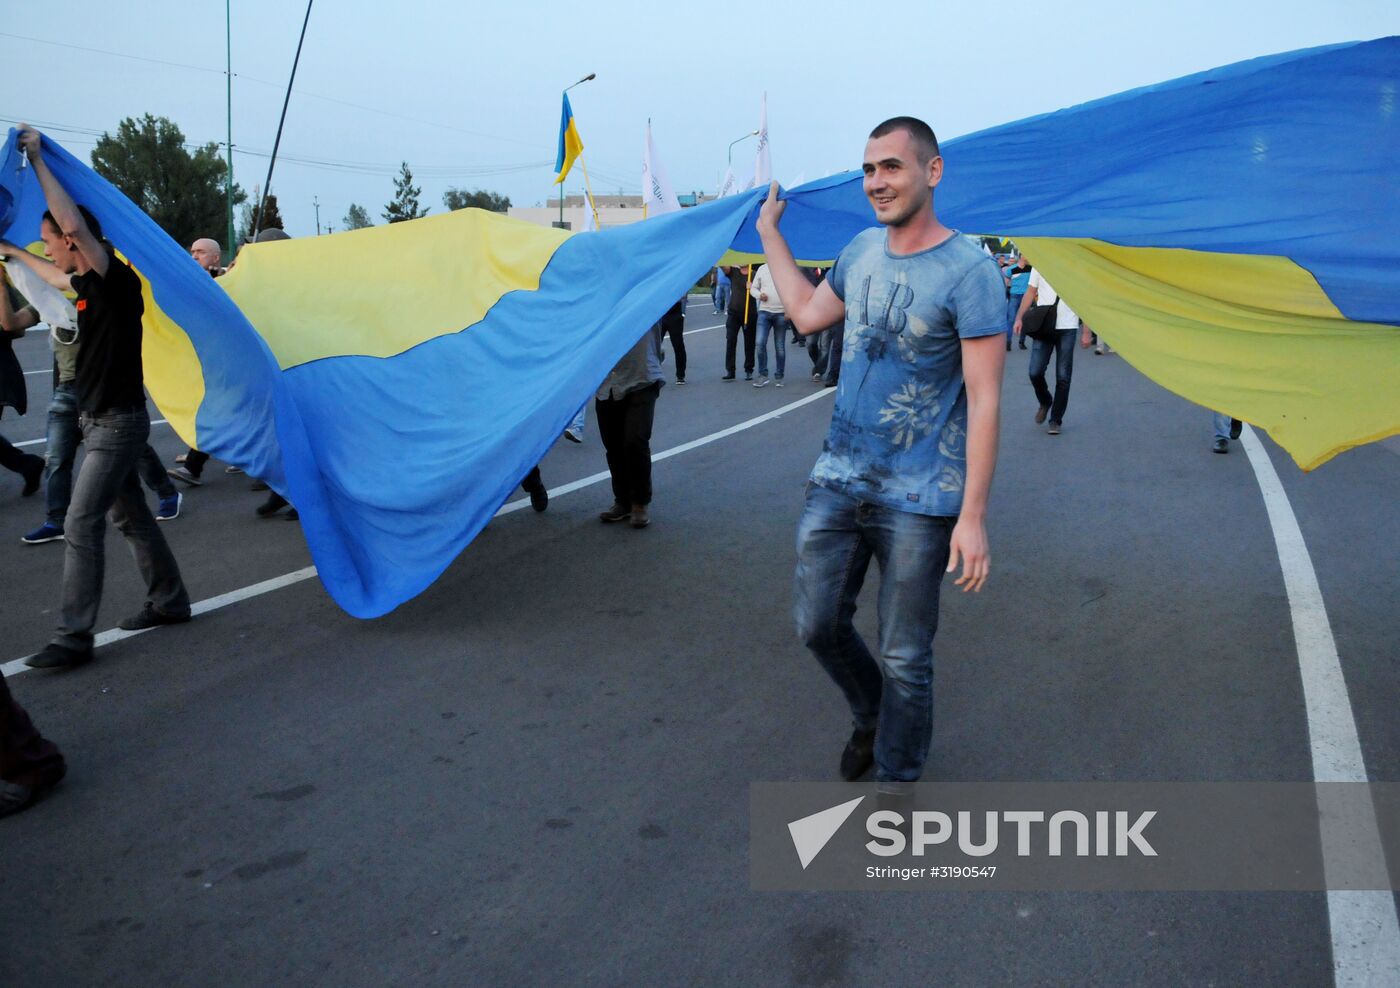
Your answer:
[14,417,170,448]
[683,322,723,336]
[24,369,49,376]
[6,388,835,674]
[1239,425,1400,986]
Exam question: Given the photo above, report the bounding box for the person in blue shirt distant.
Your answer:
[755,116,1006,791]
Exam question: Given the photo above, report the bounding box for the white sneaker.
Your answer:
[774,379,784,387]
[753,377,769,388]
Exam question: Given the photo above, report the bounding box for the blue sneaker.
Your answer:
[21,522,65,545]
[156,491,183,521]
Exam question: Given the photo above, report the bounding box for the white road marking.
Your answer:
[1239,425,1400,986]
[5,388,836,674]
[13,418,171,448]
[24,369,49,376]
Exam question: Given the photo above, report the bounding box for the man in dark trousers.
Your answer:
[659,295,687,385]
[1,125,191,670]
[721,265,758,381]
[0,672,66,818]
[597,321,666,529]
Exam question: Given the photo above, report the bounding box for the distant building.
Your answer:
[509,192,716,230]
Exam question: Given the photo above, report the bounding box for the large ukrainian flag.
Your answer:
[1,37,1393,617]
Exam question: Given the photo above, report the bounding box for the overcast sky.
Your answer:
[8,1,1398,239]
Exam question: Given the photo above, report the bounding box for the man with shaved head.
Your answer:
[755,116,1006,791]
[189,238,224,277]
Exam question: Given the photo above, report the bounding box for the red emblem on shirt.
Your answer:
[76,299,87,312]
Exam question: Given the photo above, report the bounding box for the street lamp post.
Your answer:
[728,130,759,167]
[557,72,596,229]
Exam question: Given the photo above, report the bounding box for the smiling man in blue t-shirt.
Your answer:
[755,116,1006,790]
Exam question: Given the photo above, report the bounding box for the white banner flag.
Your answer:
[717,166,737,199]
[752,92,771,189]
[580,191,598,231]
[642,120,681,217]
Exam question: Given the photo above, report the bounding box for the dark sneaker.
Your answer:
[1229,419,1243,440]
[225,465,245,474]
[840,728,876,781]
[675,378,685,385]
[22,522,64,545]
[563,429,583,443]
[1046,422,1062,435]
[744,373,753,381]
[1213,438,1229,454]
[721,374,736,382]
[528,484,548,513]
[24,642,93,670]
[117,602,192,631]
[166,466,203,486]
[600,502,630,523]
[156,491,183,521]
[21,457,43,496]
[629,504,650,529]
[256,492,288,517]
[1034,404,1050,425]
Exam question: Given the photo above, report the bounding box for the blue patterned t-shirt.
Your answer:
[812,228,1006,516]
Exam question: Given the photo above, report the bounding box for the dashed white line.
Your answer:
[1239,424,1400,986]
[5,388,836,674]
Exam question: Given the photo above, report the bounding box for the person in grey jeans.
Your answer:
[1,125,190,670]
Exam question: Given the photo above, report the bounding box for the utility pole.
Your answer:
[225,0,235,254]
[313,196,321,235]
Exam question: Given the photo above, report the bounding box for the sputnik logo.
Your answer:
[787,796,865,869]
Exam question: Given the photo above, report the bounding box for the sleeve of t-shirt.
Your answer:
[1027,269,1045,295]
[826,248,848,302]
[953,257,1013,340]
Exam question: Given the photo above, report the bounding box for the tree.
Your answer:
[91,113,245,249]
[236,188,285,243]
[443,187,511,213]
[383,162,427,223]
[343,203,373,230]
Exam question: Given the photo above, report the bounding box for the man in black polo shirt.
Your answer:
[0,126,190,670]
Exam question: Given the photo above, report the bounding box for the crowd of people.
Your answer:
[0,113,1227,823]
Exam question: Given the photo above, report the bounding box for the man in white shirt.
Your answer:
[1013,270,1081,435]
[748,262,787,387]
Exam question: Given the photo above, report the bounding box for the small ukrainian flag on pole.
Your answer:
[554,93,584,185]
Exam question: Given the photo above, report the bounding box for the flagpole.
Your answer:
[557,72,596,229]
[578,154,599,228]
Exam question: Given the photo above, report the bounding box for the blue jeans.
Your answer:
[714,284,730,314]
[44,382,175,526]
[755,310,787,379]
[55,406,189,651]
[1212,411,1234,441]
[793,483,954,783]
[44,382,81,527]
[1006,293,1024,346]
[1028,328,1076,424]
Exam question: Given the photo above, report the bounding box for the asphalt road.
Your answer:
[1,298,1397,987]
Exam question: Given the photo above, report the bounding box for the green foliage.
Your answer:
[236,189,285,243]
[91,113,245,249]
[383,162,427,224]
[442,187,511,213]
[343,203,373,230]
